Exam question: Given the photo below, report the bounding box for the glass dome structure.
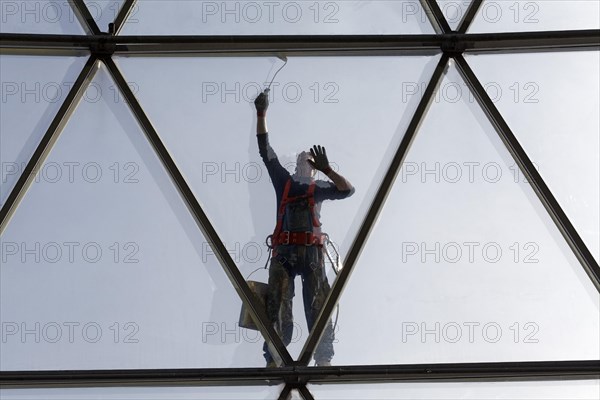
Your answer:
[1,1,599,399]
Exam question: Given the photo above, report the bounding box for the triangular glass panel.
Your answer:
[290,389,303,400]
[469,0,599,33]
[1,54,89,207]
[308,380,600,399]
[436,0,473,31]
[119,1,434,35]
[114,55,442,361]
[0,0,85,34]
[0,65,266,370]
[466,51,599,262]
[0,385,286,399]
[321,64,599,366]
[83,0,125,33]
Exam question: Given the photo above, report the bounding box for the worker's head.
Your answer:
[295,150,316,178]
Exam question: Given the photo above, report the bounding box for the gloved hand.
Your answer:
[254,91,269,117]
[308,145,332,174]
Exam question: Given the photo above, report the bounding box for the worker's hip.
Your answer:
[271,244,324,274]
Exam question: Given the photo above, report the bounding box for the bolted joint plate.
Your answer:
[441,34,465,57]
[91,35,116,57]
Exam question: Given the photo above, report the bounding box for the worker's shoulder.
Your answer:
[314,179,334,188]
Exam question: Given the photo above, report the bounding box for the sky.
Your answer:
[0,1,599,399]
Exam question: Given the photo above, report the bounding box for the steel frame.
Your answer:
[457,0,483,34]
[1,360,598,388]
[1,30,598,55]
[419,0,451,34]
[1,0,599,398]
[113,0,138,35]
[69,0,101,35]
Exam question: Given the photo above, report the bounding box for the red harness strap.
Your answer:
[273,179,293,243]
[271,178,323,248]
[306,181,321,228]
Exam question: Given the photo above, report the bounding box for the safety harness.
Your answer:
[270,178,327,249]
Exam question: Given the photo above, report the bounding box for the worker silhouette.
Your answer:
[254,91,355,367]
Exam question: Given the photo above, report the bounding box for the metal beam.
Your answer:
[0,34,92,53]
[278,383,313,399]
[305,360,600,383]
[0,33,440,55]
[113,0,138,35]
[457,0,483,34]
[100,57,293,366]
[0,48,89,57]
[420,0,452,34]
[278,384,292,400]
[454,55,600,291]
[1,31,597,55]
[298,54,450,365]
[112,46,439,57]
[298,385,316,400]
[0,56,98,234]
[2,360,598,388]
[462,30,600,53]
[68,0,102,35]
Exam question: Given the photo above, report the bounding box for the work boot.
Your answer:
[316,360,331,367]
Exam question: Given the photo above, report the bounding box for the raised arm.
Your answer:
[255,91,268,136]
[325,169,354,192]
[254,91,289,186]
[309,145,354,192]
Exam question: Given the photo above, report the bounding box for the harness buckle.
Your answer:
[305,231,314,246]
[280,231,290,245]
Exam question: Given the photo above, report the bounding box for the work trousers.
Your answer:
[263,245,335,364]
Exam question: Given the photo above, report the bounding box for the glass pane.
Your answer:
[0,65,266,370]
[436,0,473,30]
[83,0,124,33]
[0,0,85,34]
[0,385,284,399]
[1,54,89,207]
[115,54,441,361]
[466,51,600,262]
[309,380,600,399]
[469,0,599,33]
[319,64,599,366]
[119,0,435,35]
